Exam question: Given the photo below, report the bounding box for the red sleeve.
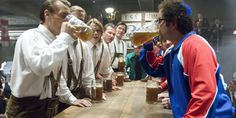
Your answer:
[182,35,218,118]
[160,78,168,90]
[146,51,164,69]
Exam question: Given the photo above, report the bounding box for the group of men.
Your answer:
[5,0,128,118]
[3,0,236,118]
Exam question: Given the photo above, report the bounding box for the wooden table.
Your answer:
[54,81,173,118]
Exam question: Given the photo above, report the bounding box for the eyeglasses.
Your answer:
[155,18,165,24]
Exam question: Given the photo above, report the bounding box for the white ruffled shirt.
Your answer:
[10,24,74,99]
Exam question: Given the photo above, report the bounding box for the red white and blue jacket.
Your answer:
[140,31,234,118]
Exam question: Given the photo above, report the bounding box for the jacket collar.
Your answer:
[172,31,196,52]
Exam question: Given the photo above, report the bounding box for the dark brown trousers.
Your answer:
[6,95,47,118]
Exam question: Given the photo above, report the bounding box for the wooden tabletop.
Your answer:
[54,81,173,118]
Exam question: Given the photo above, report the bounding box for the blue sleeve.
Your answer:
[143,41,154,51]
[139,48,166,77]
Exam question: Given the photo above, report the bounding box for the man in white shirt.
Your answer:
[102,23,116,69]
[109,22,127,72]
[86,19,112,80]
[6,0,77,117]
[108,22,131,82]
[57,5,94,112]
[86,18,111,100]
[102,23,116,45]
[101,23,122,89]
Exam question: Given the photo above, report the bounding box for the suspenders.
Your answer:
[67,41,84,91]
[94,43,104,75]
[111,40,124,65]
[47,68,62,98]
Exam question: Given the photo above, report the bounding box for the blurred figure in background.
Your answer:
[125,45,147,81]
[195,13,210,40]
[0,61,12,117]
[211,18,224,47]
[0,61,12,99]
[227,72,236,107]
[226,71,236,118]
[0,74,5,117]
[147,39,173,109]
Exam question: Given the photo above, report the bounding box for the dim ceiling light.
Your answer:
[105,7,114,14]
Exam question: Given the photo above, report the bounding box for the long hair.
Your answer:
[87,18,104,33]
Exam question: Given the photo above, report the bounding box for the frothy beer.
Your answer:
[116,72,124,86]
[66,15,94,41]
[94,84,103,100]
[146,85,158,104]
[74,25,93,41]
[104,78,112,92]
[130,31,159,46]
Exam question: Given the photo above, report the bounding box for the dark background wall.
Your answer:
[186,0,236,29]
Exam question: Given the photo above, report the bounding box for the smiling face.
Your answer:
[115,24,126,40]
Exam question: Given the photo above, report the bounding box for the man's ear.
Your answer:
[170,21,177,31]
[44,9,50,18]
